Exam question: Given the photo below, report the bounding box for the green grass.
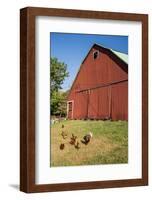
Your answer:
[50,120,128,167]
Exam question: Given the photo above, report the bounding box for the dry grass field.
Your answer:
[50,120,128,167]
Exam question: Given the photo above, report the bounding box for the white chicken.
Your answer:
[81,132,93,145]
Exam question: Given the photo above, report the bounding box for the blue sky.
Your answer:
[50,33,128,91]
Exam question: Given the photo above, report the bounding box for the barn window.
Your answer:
[93,51,99,59]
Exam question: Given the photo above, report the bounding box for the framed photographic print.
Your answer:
[20,7,148,193]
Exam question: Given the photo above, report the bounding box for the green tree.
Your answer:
[51,91,68,117]
[50,57,69,93]
[50,57,69,116]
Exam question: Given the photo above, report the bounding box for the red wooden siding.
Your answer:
[74,92,88,119]
[88,87,110,119]
[67,44,128,121]
[111,81,128,120]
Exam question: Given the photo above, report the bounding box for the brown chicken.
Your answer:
[60,143,65,150]
[69,134,77,145]
[75,141,80,150]
[61,131,67,139]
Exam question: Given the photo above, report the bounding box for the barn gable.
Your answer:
[67,43,128,120]
[68,44,128,96]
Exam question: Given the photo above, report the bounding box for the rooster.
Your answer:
[69,134,77,145]
[81,132,93,145]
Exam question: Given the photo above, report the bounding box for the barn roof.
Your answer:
[94,43,128,64]
[111,49,128,64]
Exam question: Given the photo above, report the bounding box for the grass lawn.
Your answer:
[50,120,128,167]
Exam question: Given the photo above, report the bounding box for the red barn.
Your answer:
[67,44,128,121]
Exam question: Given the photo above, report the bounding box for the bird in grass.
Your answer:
[81,132,93,145]
[61,124,64,128]
[75,141,80,150]
[69,134,77,145]
[60,143,65,150]
[61,130,67,139]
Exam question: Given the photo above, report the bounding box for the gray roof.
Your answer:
[94,43,128,64]
[111,49,128,64]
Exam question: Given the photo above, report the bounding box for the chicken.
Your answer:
[75,141,80,150]
[81,132,93,145]
[60,143,65,150]
[61,130,67,139]
[69,134,77,145]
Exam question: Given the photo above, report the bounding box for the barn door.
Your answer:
[110,82,128,120]
[88,87,111,120]
[67,101,73,119]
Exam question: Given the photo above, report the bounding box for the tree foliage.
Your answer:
[50,57,69,93]
[50,57,69,116]
[51,90,68,116]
